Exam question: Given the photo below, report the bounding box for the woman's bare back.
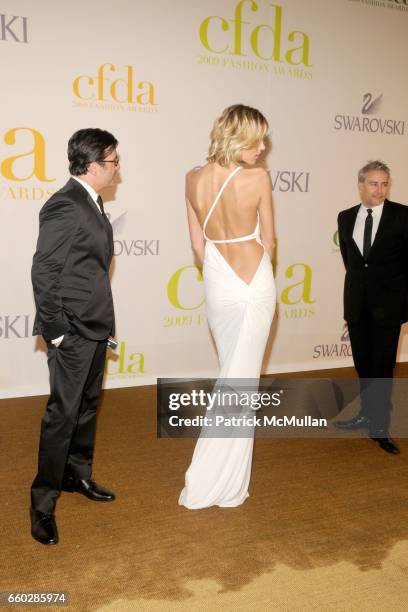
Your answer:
[186,163,273,284]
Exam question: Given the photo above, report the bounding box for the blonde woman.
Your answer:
[179,105,276,509]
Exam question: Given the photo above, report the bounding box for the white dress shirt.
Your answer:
[51,177,103,346]
[72,176,102,214]
[352,202,384,255]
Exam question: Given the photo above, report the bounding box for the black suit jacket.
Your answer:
[338,199,408,325]
[32,178,115,341]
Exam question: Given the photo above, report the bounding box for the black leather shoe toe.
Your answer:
[372,437,400,455]
[62,476,115,501]
[334,415,370,430]
[30,509,58,545]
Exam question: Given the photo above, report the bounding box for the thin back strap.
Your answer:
[203,166,242,239]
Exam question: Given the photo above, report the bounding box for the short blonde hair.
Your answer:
[208,104,269,167]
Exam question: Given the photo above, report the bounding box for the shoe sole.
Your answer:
[61,487,115,501]
[377,446,400,455]
[369,439,400,454]
[31,533,58,545]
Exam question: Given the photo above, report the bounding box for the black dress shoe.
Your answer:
[30,508,58,545]
[371,436,400,454]
[334,415,370,430]
[62,476,115,502]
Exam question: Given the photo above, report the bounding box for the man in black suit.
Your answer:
[30,128,120,544]
[335,160,408,454]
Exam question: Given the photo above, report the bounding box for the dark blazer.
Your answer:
[338,199,408,325]
[32,178,115,341]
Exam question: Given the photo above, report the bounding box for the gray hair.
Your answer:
[358,160,390,183]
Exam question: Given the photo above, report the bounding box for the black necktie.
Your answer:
[363,208,373,260]
[97,195,105,216]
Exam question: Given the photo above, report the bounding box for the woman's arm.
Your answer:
[185,177,205,267]
[258,170,275,259]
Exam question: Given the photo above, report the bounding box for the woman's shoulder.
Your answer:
[240,165,269,177]
[239,165,270,187]
[185,162,213,184]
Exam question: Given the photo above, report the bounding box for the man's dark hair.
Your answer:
[68,128,118,176]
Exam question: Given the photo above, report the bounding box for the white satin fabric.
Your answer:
[179,240,276,509]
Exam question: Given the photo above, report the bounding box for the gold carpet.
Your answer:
[1,370,407,611]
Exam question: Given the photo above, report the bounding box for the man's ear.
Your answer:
[87,161,98,176]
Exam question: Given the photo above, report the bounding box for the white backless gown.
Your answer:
[179,166,276,509]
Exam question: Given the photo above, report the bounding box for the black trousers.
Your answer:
[347,308,401,436]
[31,333,107,513]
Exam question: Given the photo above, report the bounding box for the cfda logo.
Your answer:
[73,63,157,114]
[165,259,316,324]
[105,341,146,377]
[280,263,315,319]
[0,128,55,201]
[198,1,312,78]
[164,265,206,328]
[332,229,340,253]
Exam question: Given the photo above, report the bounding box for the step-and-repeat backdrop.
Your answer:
[1,0,408,398]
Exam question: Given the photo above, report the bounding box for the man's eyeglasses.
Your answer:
[99,158,120,167]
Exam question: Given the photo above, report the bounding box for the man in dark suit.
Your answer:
[30,128,120,544]
[335,160,408,454]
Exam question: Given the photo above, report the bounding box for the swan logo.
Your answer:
[361,93,382,115]
[334,93,405,135]
[340,324,350,342]
[312,324,352,360]
[105,212,127,236]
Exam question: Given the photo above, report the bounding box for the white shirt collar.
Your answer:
[360,202,384,217]
[72,176,99,204]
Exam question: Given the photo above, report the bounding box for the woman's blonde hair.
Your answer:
[207,104,268,167]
